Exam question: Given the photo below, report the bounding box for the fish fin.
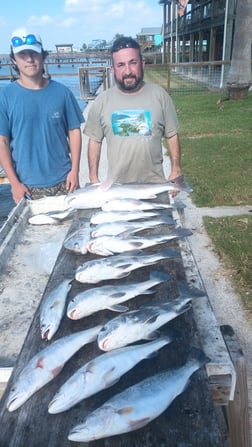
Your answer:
[129,417,152,430]
[145,330,160,340]
[108,304,129,312]
[117,272,131,279]
[179,303,192,315]
[187,347,211,366]
[168,175,193,193]
[103,368,120,387]
[110,292,127,299]
[177,282,206,298]
[36,356,45,368]
[117,406,134,415]
[118,264,132,270]
[149,270,170,283]
[97,179,113,192]
[52,365,64,378]
[157,248,180,259]
[172,227,193,238]
[146,314,160,324]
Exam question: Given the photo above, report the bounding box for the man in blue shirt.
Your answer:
[0,28,84,203]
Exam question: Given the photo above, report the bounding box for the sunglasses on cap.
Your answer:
[111,38,141,54]
[11,34,42,48]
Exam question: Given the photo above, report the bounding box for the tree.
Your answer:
[227,0,252,99]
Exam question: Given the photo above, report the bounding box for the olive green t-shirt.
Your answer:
[84,82,179,183]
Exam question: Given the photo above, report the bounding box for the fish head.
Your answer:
[97,317,127,351]
[68,405,116,442]
[6,369,38,412]
[40,322,56,341]
[75,262,98,284]
[48,369,87,414]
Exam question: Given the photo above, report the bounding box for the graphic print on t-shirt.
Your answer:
[111,109,152,137]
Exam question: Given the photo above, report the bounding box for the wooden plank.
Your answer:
[175,206,236,405]
[0,202,229,446]
[221,325,251,447]
[0,368,12,399]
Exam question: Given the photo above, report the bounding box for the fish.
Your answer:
[6,326,101,412]
[67,271,170,320]
[97,298,192,351]
[91,215,175,238]
[65,177,193,209]
[28,208,75,225]
[75,248,180,284]
[40,279,72,341]
[68,347,208,442]
[63,223,91,254]
[90,210,163,225]
[102,198,186,212]
[48,336,174,414]
[87,227,193,256]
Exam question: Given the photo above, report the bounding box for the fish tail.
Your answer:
[149,270,171,283]
[187,347,210,369]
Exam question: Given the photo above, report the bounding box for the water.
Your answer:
[0,59,102,224]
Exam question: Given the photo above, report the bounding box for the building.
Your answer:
[55,44,74,54]
[136,27,162,53]
[159,0,236,63]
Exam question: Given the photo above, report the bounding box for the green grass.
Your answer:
[145,66,252,309]
[175,92,252,309]
[203,215,252,310]
[171,92,252,206]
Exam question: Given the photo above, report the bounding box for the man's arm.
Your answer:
[67,128,82,192]
[0,135,28,203]
[88,138,102,183]
[165,133,182,181]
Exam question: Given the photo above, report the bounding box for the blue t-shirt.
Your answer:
[0,80,84,187]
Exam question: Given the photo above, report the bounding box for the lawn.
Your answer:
[145,66,252,309]
[172,91,252,309]
[147,73,252,312]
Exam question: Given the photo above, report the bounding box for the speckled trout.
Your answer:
[68,348,208,442]
[65,177,193,209]
[75,248,180,284]
[91,215,174,238]
[97,298,192,351]
[102,198,186,212]
[48,336,174,414]
[40,279,72,341]
[6,326,101,412]
[67,270,170,320]
[87,227,193,256]
[90,209,164,225]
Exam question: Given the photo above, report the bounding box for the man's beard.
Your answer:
[114,69,144,92]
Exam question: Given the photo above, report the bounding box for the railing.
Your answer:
[0,60,111,100]
[0,60,233,98]
[78,66,112,99]
[144,60,231,94]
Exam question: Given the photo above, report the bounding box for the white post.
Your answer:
[220,0,229,88]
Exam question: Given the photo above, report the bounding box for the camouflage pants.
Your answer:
[28,181,67,200]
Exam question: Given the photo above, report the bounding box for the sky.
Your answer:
[0,0,163,53]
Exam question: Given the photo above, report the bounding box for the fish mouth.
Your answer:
[99,337,111,351]
[48,393,66,414]
[41,325,51,341]
[7,393,24,412]
[68,427,91,442]
[67,308,78,320]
